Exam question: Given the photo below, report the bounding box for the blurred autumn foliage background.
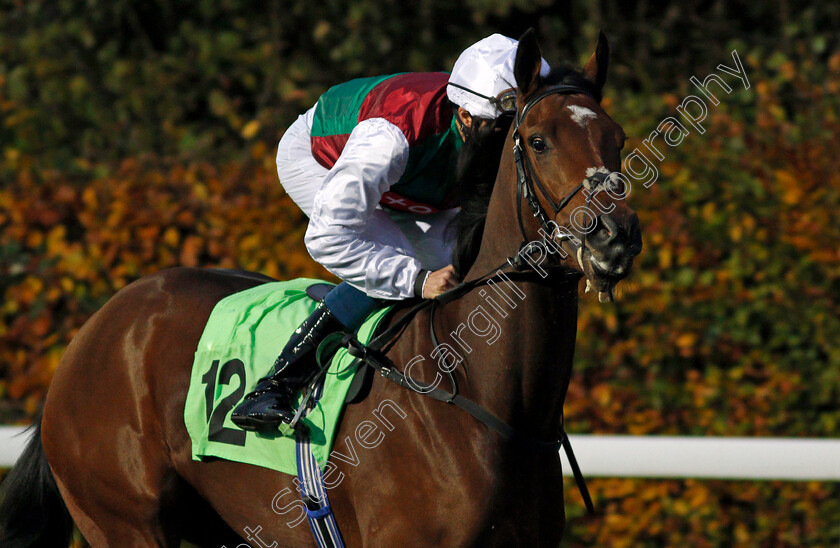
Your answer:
[1,0,839,545]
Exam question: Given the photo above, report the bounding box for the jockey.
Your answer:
[232,34,550,433]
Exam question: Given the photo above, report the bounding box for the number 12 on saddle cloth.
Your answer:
[183,278,392,476]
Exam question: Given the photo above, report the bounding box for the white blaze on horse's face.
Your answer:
[567,105,598,128]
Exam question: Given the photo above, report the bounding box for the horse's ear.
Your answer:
[583,30,609,92]
[515,28,543,97]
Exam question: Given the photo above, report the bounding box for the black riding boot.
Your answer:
[231,302,343,433]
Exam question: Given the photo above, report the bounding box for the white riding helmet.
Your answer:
[447,34,551,119]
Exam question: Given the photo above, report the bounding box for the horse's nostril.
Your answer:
[598,214,620,244]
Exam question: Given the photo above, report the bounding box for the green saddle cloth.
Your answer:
[184,278,391,475]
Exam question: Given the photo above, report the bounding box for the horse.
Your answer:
[0,29,641,547]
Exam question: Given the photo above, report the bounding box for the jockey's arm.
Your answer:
[305,118,429,300]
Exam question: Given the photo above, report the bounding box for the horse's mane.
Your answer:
[450,64,597,277]
[449,109,508,278]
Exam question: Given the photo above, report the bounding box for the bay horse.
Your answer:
[0,30,641,547]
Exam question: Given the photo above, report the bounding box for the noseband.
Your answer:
[512,84,608,256]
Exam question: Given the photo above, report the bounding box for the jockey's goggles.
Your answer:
[448,82,517,117]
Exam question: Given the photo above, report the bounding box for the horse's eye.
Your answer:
[530,137,547,153]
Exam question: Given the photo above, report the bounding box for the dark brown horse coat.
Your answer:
[0,30,641,547]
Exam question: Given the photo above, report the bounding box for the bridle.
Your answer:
[512,83,614,268]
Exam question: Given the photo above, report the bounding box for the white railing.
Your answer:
[2,426,839,480]
[558,435,840,481]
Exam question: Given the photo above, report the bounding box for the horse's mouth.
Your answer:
[577,246,631,303]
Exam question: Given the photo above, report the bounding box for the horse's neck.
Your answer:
[443,275,579,439]
[442,160,580,438]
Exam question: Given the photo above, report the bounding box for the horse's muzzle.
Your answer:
[583,212,642,289]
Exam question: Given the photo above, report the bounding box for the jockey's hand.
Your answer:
[423,265,458,299]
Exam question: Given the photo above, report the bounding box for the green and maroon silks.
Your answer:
[310,72,463,214]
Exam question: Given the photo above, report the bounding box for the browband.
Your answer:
[514,83,600,131]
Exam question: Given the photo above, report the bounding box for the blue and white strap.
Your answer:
[295,382,346,548]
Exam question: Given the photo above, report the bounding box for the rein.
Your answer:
[348,261,594,510]
[342,267,594,513]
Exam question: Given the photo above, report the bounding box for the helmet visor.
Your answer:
[493,88,516,115]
